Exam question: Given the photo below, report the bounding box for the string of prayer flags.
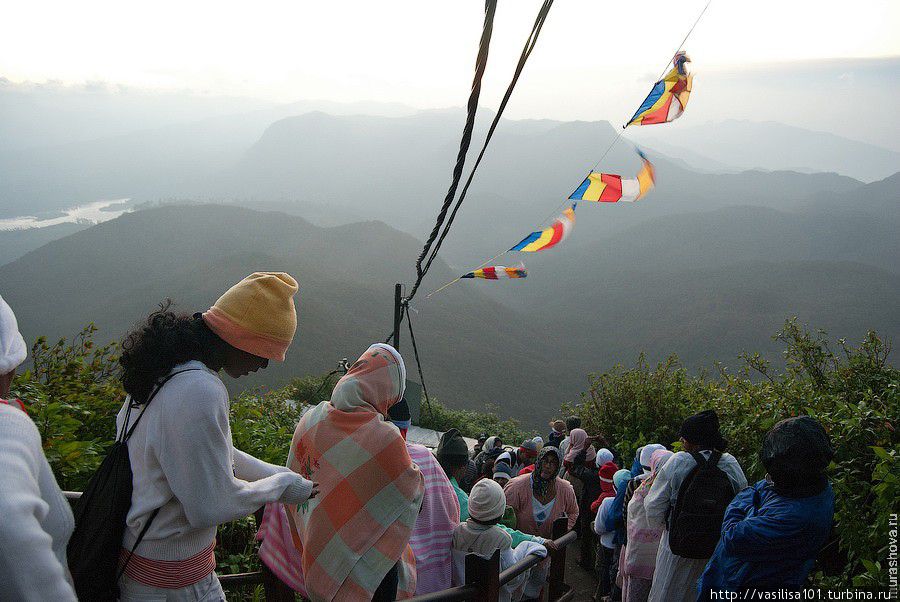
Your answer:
[509,204,576,252]
[569,150,655,203]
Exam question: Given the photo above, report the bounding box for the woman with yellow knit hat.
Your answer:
[115,273,318,600]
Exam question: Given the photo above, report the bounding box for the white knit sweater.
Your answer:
[116,361,312,561]
[0,403,77,601]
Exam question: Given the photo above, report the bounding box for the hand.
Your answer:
[308,483,320,499]
[544,539,559,553]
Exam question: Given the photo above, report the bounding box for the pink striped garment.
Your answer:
[257,501,309,597]
[405,443,461,595]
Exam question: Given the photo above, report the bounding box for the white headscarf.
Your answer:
[483,436,501,453]
[496,450,514,466]
[639,444,666,475]
[0,295,26,375]
[595,447,614,468]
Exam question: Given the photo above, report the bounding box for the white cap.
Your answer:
[0,295,26,375]
[468,479,507,522]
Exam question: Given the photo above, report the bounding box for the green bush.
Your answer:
[566,318,899,588]
[418,398,530,444]
[11,324,124,491]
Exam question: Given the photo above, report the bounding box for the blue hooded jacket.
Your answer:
[604,451,644,544]
[698,479,834,598]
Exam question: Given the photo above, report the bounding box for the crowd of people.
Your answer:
[0,273,838,601]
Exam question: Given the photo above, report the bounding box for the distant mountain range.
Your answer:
[2,196,896,428]
[1,88,897,219]
[0,205,591,427]
[629,120,900,182]
[1,96,897,428]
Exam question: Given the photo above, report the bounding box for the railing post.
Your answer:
[548,516,569,601]
[254,507,295,602]
[466,550,500,602]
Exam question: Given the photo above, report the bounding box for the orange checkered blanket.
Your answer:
[284,344,424,601]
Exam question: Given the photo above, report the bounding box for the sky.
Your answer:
[2,0,900,147]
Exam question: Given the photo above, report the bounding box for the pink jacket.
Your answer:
[503,474,579,540]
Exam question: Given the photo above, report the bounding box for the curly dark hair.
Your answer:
[119,300,227,404]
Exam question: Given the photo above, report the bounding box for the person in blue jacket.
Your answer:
[698,416,835,598]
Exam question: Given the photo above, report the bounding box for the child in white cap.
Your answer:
[451,479,548,601]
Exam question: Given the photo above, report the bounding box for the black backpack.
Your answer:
[667,450,736,559]
[67,369,197,601]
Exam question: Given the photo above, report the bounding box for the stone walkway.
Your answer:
[563,542,599,601]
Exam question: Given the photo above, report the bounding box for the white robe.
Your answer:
[643,451,747,602]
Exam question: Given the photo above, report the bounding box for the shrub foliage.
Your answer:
[566,318,898,588]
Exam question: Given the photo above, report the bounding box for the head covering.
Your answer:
[520,439,539,459]
[680,409,726,450]
[388,396,412,433]
[285,342,424,601]
[599,461,618,483]
[595,447,614,468]
[201,272,299,361]
[613,468,632,493]
[496,450,514,467]
[532,436,544,450]
[482,436,500,454]
[0,295,26,375]
[591,461,620,510]
[550,419,566,433]
[330,343,406,416]
[493,461,514,481]
[437,428,470,463]
[630,447,644,477]
[564,428,596,464]
[761,416,834,497]
[639,444,666,472]
[565,416,581,432]
[531,446,561,496]
[637,449,674,494]
[468,479,507,522]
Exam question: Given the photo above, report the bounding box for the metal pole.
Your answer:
[392,283,402,350]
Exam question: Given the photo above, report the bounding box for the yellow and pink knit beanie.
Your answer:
[202,272,299,361]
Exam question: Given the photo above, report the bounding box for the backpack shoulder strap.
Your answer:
[707,449,723,468]
[123,368,202,442]
[688,450,708,468]
[116,507,160,581]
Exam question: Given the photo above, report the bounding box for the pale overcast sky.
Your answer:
[2,0,899,145]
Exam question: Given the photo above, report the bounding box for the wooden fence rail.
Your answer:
[65,492,577,601]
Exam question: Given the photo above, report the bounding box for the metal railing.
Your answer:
[65,492,578,601]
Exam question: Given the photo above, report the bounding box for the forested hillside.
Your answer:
[3,200,897,427]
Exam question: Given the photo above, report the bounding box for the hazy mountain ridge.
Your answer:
[2,97,897,427]
[3,197,897,427]
[0,205,589,426]
[630,120,900,182]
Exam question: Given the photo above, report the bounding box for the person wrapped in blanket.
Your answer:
[259,343,425,601]
[452,479,548,602]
